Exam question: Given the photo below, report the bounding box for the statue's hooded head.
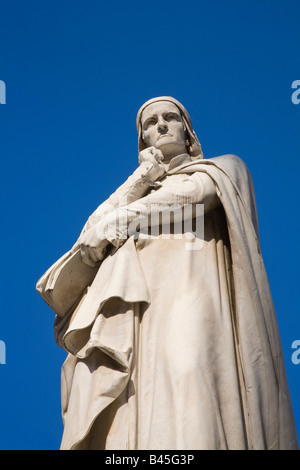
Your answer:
[136,96,204,160]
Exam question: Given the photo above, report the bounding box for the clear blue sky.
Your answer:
[0,0,299,450]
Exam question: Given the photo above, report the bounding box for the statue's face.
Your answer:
[141,102,186,158]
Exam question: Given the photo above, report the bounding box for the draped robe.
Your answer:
[36,153,299,450]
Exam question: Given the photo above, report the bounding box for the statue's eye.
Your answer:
[145,118,156,128]
[165,113,177,121]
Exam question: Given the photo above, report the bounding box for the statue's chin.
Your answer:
[156,142,184,160]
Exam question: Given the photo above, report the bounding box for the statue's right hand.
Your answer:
[138,146,164,165]
[139,147,166,182]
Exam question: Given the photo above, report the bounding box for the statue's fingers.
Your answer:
[154,149,164,162]
[79,245,97,267]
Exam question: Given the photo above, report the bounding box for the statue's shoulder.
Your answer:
[175,154,251,184]
[206,154,250,177]
[207,153,245,167]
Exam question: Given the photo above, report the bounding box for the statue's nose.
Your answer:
[157,118,168,132]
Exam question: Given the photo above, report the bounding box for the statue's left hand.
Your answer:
[77,209,127,266]
[77,224,110,267]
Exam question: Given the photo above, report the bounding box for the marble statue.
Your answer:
[36,96,299,450]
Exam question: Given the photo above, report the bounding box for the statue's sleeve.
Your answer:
[36,161,164,317]
[96,171,219,249]
[76,161,165,238]
[137,171,219,211]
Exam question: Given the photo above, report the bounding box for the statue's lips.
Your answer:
[157,134,172,140]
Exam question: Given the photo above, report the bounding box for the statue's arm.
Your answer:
[138,171,219,213]
[78,171,219,265]
[36,159,165,315]
[76,159,165,237]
